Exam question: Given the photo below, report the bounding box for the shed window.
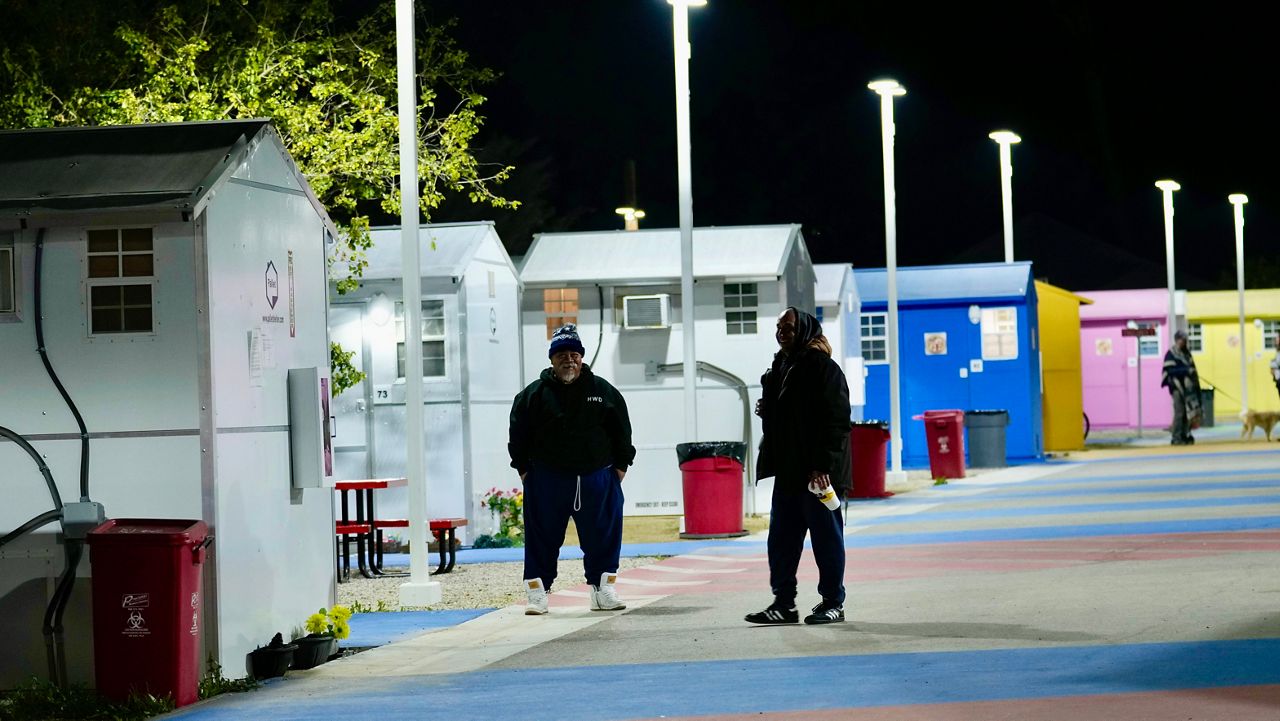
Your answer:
[1136,322,1160,357]
[86,228,154,335]
[1187,323,1203,353]
[861,313,887,363]
[396,299,447,379]
[980,307,1019,360]
[1263,319,1280,350]
[0,235,14,315]
[725,282,757,335]
[544,288,578,339]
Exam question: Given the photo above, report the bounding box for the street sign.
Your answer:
[1121,327,1156,337]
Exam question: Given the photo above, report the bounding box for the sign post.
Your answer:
[1122,326,1157,439]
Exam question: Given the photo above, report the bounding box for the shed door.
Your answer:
[329,303,372,479]
[1080,322,1129,427]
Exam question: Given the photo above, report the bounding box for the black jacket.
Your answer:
[508,365,635,477]
[756,347,853,494]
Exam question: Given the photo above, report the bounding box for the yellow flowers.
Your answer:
[305,605,353,640]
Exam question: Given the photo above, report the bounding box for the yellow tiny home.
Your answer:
[1036,281,1091,451]
[1186,289,1280,417]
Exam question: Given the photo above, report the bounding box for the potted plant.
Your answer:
[290,605,352,670]
[248,632,296,679]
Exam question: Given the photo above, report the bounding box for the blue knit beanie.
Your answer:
[549,323,586,358]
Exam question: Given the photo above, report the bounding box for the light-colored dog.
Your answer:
[1240,409,1280,441]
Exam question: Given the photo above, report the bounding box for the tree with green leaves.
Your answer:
[1,0,516,392]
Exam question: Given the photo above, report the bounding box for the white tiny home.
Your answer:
[328,222,523,539]
[814,263,865,418]
[519,224,817,516]
[0,120,337,684]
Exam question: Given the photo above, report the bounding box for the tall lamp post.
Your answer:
[1155,180,1181,342]
[869,79,908,484]
[1229,193,1249,413]
[395,0,441,606]
[988,131,1021,263]
[669,0,706,441]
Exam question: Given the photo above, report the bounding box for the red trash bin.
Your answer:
[850,420,893,499]
[87,519,210,707]
[677,442,750,538]
[914,410,966,480]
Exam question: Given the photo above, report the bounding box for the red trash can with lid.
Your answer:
[87,519,210,707]
[850,420,893,498]
[913,410,966,480]
[677,442,750,538]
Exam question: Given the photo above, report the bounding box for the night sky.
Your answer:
[433,1,1277,292]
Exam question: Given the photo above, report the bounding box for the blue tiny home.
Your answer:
[855,262,1044,467]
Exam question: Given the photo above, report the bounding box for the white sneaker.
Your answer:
[524,578,549,615]
[590,573,626,611]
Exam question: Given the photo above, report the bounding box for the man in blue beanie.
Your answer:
[509,323,635,614]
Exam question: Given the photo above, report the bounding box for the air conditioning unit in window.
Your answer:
[622,294,671,330]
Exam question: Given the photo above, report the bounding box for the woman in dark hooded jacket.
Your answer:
[746,307,852,625]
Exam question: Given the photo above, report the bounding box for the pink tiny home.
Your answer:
[1078,288,1186,430]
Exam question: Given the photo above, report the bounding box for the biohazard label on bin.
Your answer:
[124,611,150,637]
[938,436,953,454]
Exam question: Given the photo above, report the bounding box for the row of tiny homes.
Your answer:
[1185,289,1280,416]
[0,121,336,685]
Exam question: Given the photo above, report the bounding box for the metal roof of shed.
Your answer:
[855,262,1034,305]
[519,224,805,285]
[814,263,857,305]
[360,221,517,280]
[0,120,335,234]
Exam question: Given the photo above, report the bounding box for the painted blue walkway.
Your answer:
[172,639,1280,720]
[340,610,492,649]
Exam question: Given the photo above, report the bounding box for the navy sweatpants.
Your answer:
[767,488,846,606]
[523,464,624,591]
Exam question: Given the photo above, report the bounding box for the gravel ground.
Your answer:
[337,556,662,612]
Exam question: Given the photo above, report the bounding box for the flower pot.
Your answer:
[291,634,337,670]
[248,643,296,679]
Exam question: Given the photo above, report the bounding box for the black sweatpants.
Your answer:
[767,487,846,607]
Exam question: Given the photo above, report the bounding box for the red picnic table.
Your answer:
[329,478,466,582]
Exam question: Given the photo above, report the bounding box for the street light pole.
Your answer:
[988,131,1021,263]
[1155,180,1181,342]
[395,0,441,606]
[869,79,907,483]
[1230,193,1249,413]
[669,0,706,442]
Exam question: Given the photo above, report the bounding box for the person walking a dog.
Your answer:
[746,307,852,625]
[1161,329,1202,445]
[508,323,635,615]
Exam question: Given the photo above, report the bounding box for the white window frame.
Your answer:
[1187,322,1203,353]
[1263,319,1280,350]
[395,299,448,380]
[1136,321,1161,357]
[861,312,887,364]
[85,227,156,337]
[724,282,758,335]
[980,306,1019,361]
[543,288,579,340]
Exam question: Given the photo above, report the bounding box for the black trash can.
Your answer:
[964,410,1009,468]
[1199,386,1215,428]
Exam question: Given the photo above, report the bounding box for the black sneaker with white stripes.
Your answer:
[804,601,845,625]
[744,602,799,625]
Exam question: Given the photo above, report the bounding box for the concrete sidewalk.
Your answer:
[168,444,1280,720]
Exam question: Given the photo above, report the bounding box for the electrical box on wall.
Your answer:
[288,366,334,488]
[622,294,671,329]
